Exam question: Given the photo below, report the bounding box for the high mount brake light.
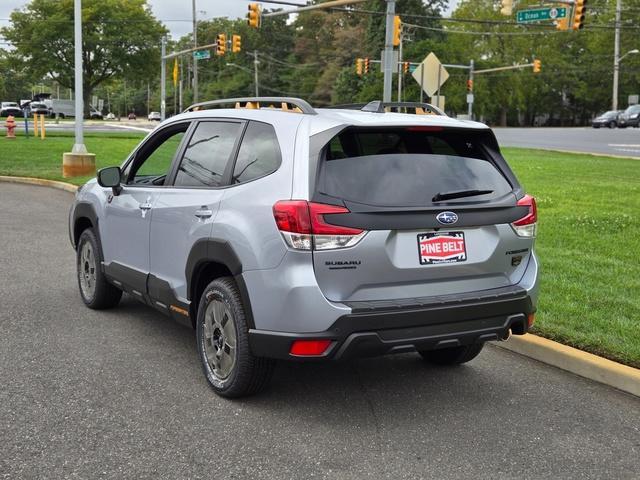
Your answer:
[273,200,367,250]
[511,194,537,238]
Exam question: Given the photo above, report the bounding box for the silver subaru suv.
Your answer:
[69,98,539,397]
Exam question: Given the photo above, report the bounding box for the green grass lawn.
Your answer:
[502,147,640,367]
[0,131,146,185]
[0,133,638,367]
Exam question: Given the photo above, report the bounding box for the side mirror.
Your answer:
[97,166,122,195]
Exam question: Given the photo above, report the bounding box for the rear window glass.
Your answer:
[319,128,512,207]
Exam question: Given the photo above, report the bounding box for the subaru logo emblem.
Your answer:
[436,211,458,225]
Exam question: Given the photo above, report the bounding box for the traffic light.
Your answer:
[466,79,473,92]
[356,58,363,76]
[556,18,569,31]
[364,57,370,74]
[500,0,513,16]
[216,34,226,56]
[232,34,241,53]
[393,15,402,47]
[247,3,261,28]
[572,0,586,30]
[533,59,541,73]
[403,62,410,74]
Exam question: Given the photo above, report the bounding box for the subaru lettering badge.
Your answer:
[436,211,458,225]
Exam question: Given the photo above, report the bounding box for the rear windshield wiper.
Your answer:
[432,189,494,202]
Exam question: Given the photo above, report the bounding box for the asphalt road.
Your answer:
[494,127,640,158]
[1,183,640,479]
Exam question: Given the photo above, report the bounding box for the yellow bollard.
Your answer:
[40,114,45,140]
[33,114,39,137]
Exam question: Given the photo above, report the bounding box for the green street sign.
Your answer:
[517,7,567,23]
[193,50,211,60]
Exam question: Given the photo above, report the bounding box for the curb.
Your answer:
[0,175,78,193]
[495,334,640,398]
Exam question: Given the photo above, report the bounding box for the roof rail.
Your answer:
[361,101,446,116]
[184,97,317,115]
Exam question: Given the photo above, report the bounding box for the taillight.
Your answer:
[273,200,367,250]
[511,194,537,238]
[290,339,332,356]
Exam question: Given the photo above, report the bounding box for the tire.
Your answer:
[609,121,617,129]
[592,125,600,129]
[76,228,122,309]
[418,343,485,366]
[196,277,275,398]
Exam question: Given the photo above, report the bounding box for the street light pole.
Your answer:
[63,0,95,179]
[613,48,639,110]
[161,36,166,120]
[192,0,198,103]
[72,0,85,153]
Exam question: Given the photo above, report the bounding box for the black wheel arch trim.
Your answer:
[71,201,99,250]
[185,239,255,329]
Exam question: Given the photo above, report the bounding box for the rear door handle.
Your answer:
[195,207,213,219]
[139,203,152,210]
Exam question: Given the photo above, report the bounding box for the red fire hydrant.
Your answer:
[5,115,16,139]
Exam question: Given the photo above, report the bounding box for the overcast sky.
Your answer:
[0,1,308,40]
[1,1,455,41]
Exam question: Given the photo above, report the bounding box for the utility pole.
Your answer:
[468,59,474,118]
[382,0,395,102]
[161,36,166,120]
[192,0,198,103]
[253,50,260,96]
[612,0,622,110]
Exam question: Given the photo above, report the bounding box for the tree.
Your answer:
[2,0,166,114]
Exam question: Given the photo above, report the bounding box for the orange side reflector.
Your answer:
[527,313,536,328]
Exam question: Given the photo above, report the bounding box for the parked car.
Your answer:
[69,97,539,398]
[105,112,116,120]
[89,109,103,120]
[617,105,640,128]
[128,112,137,120]
[1,102,22,117]
[28,102,50,116]
[592,110,621,128]
[148,111,161,121]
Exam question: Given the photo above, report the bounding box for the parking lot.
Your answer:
[1,182,639,479]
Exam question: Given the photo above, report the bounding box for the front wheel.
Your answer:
[418,343,485,366]
[609,121,617,129]
[196,277,275,398]
[76,228,122,309]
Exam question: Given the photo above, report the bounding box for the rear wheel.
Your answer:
[418,343,485,366]
[609,121,617,129]
[76,228,122,309]
[196,277,275,398]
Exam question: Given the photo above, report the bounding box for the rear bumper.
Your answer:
[249,284,535,361]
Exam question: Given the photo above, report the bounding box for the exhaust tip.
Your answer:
[500,328,512,342]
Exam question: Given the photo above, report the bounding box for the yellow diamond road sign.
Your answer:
[412,52,449,97]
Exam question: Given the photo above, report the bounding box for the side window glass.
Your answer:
[128,127,187,185]
[232,122,281,184]
[174,122,241,187]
